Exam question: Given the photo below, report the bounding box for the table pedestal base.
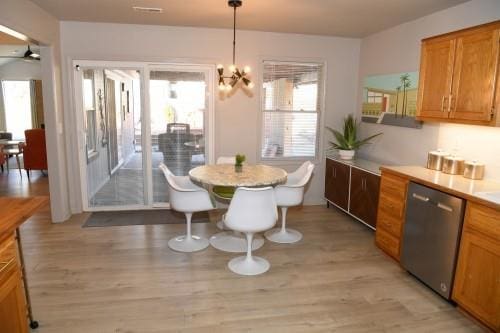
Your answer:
[210,231,264,253]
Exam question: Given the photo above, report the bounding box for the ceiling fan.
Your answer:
[0,45,40,61]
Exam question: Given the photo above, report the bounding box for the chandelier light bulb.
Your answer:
[217,64,224,69]
[225,84,233,91]
[243,66,251,74]
[218,82,226,91]
[229,64,236,73]
[247,81,255,89]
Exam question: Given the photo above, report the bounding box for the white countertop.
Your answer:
[381,165,500,210]
[326,154,387,175]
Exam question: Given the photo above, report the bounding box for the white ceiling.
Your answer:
[30,0,469,37]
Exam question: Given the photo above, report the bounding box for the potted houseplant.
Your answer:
[326,114,382,160]
[235,154,246,172]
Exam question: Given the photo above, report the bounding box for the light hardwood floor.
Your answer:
[1,171,482,332]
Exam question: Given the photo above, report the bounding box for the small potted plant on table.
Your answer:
[326,114,382,160]
[235,154,246,172]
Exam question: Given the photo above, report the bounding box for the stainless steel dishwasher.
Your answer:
[401,182,465,299]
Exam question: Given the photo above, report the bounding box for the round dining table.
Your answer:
[189,164,287,252]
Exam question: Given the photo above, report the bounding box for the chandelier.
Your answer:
[217,0,253,91]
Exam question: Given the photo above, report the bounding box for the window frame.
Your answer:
[258,59,326,164]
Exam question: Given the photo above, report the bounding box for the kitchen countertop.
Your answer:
[380,165,500,210]
[0,196,48,244]
[326,154,386,175]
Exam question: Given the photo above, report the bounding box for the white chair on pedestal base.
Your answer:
[159,163,214,252]
[208,156,265,253]
[265,161,314,244]
[224,187,277,275]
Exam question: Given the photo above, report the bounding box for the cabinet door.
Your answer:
[0,268,28,333]
[452,230,500,331]
[325,159,350,211]
[417,38,456,119]
[450,28,500,122]
[349,168,380,228]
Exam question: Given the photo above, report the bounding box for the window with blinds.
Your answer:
[261,61,324,160]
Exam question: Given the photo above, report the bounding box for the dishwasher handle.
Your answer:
[412,193,429,202]
[411,192,454,213]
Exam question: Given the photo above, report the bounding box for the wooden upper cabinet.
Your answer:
[417,38,455,119]
[451,28,500,122]
[416,20,500,126]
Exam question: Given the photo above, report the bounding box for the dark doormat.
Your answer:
[82,209,212,228]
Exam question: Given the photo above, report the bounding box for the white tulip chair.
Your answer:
[264,161,314,244]
[159,163,214,252]
[224,187,278,275]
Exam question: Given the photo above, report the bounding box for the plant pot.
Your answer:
[338,149,355,160]
[234,165,243,173]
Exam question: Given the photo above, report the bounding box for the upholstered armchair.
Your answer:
[22,129,48,178]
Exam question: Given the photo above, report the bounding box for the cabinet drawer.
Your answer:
[380,172,408,201]
[464,202,500,242]
[376,227,400,260]
[379,192,406,219]
[377,210,403,238]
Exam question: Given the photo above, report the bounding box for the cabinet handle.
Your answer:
[362,178,366,190]
[441,95,448,113]
[448,94,454,113]
[332,167,336,178]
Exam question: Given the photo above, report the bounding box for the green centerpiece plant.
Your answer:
[326,114,382,160]
[235,154,246,172]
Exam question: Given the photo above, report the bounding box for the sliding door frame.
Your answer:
[72,60,215,212]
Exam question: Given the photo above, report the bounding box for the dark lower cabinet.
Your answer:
[325,157,381,229]
[325,158,350,211]
[349,168,380,228]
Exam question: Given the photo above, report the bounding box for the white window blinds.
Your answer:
[261,61,324,159]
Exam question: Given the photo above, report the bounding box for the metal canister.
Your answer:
[463,160,485,180]
[442,156,465,175]
[427,150,450,171]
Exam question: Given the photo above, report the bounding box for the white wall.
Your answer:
[59,22,361,210]
[0,0,70,222]
[357,0,500,180]
[0,60,41,80]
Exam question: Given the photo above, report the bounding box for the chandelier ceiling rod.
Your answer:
[232,3,236,65]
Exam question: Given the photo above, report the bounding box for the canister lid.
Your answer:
[429,149,449,156]
[443,155,465,162]
[464,160,484,166]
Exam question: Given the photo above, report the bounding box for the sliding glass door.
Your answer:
[75,62,213,211]
[149,67,209,205]
[78,67,145,208]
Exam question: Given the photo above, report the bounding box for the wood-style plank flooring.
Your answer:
[1,171,482,332]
